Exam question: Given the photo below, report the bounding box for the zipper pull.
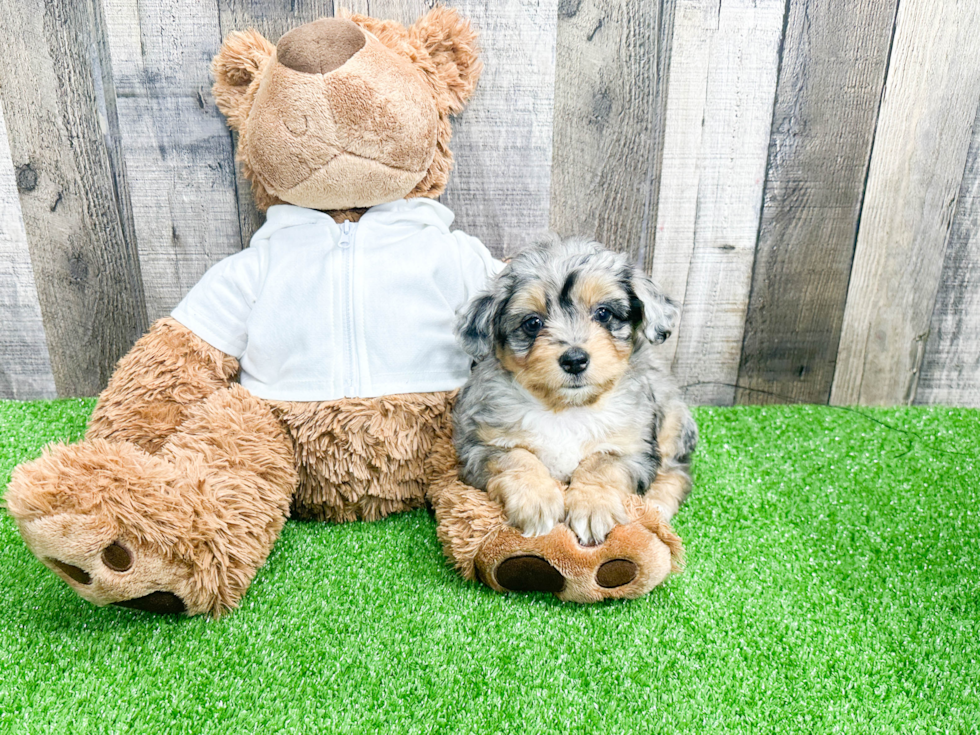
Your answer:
[338,220,354,248]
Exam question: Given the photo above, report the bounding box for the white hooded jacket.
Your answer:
[171,198,502,401]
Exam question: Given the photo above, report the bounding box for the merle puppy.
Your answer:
[452,235,697,546]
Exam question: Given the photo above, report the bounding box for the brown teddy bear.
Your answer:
[4,8,682,617]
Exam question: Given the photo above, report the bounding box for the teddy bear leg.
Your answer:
[424,415,682,601]
[87,317,239,453]
[6,384,295,617]
[429,471,682,601]
[472,495,683,602]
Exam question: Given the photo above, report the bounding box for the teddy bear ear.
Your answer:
[211,29,275,130]
[409,7,483,114]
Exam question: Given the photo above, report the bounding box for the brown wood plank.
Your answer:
[734,0,898,405]
[102,0,244,321]
[549,0,674,265]
[652,0,786,405]
[217,0,335,244]
[831,0,980,406]
[0,106,58,400]
[916,107,980,407]
[0,0,147,397]
[344,0,558,257]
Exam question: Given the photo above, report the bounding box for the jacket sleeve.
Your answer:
[455,233,505,302]
[170,246,265,359]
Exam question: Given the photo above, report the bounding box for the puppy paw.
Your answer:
[503,481,565,538]
[565,488,630,546]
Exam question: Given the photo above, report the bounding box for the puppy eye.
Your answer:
[593,307,613,324]
[521,315,543,335]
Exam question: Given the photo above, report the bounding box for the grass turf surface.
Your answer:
[0,400,978,733]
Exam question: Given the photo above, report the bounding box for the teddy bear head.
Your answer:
[212,8,482,212]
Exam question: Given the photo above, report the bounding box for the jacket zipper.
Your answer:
[339,220,358,396]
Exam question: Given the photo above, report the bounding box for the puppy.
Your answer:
[452,235,697,545]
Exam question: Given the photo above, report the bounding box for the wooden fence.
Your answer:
[2,0,980,406]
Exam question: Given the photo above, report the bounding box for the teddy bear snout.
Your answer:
[277,18,366,75]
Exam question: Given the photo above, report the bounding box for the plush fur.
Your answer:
[211,9,481,214]
[4,9,687,616]
[9,384,295,616]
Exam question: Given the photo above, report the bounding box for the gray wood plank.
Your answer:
[735,0,898,405]
[0,105,58,400]
[648,0,711,369]
[102,0,244,321]
[831,0,980,406]
[652,0,786,405]
[344,0,558,257]
[916,105,980,407]
[549,0,674,265]
[217,1,335,244]
[0,0,148,397]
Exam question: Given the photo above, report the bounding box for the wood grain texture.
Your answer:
[648,0,710,364]
[831,0,980,406]
[0,106,58,400]
[217,0,335,243]
[437,0,557,257]
[549,0,673,264]
[735,0,898,405]
[652,0,786,405]
[0,0,147,397]
[343,0,557,257]
[102,0,243,321]
[916,108,980,407]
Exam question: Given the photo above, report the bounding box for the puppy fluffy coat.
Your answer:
[453,236,697,545]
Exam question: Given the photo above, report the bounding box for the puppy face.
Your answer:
[457,236,678,410]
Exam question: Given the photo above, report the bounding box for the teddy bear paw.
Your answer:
[474,497,682,602]
[5,440,203,615]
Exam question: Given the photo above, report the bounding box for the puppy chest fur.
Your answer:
[483,391,651,484]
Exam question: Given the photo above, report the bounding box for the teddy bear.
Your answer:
[4,7,683,617]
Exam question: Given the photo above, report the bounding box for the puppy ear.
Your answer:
[455,292,497,361]
[629,269,679,345]
[212,29,274,130]
[409,7,483,114]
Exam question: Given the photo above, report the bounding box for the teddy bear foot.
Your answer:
[474,496,683,602]
[6,385,297,617]
[6,440,203,615]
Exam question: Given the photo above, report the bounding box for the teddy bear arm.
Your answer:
[87,318,239,454]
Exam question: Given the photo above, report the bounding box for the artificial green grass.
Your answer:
[1,399,978,734]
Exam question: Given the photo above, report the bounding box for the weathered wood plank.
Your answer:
[433,0,557,257]
[916,107,980,407]
[0,106,57,400]
[647,0,711,368]
[735,0,898,405]
[217,1,335,244]
[550,0,674,265]
[652,0,786,405]
[830,0,980,406]
[344,0,557,257]
[102,0,243,321]
[0,0,147,397]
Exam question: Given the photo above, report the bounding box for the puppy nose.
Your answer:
[559,348,590,375]
[277,18,366,74]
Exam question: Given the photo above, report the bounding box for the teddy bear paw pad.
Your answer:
[494,555,566,593]
[48,559,92,585]
[113,592,186,614]
[596,559,638,588]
